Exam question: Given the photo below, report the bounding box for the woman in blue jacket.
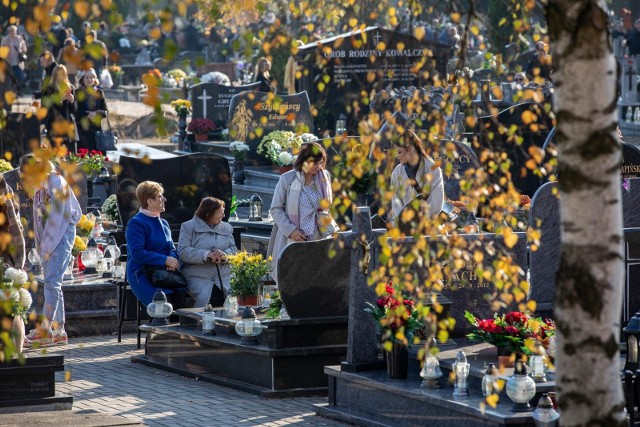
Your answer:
[125,181,185,307]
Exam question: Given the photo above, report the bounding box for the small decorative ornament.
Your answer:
[505,359,536,412]
[482,363,498,397]
[452,351,470,397]
[223,295,238,317]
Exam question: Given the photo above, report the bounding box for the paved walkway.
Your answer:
[2,334,346,427]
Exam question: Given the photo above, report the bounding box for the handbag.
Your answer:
[316,209,336,238]
[100,68,113,89]
[13,46,26,63]
[95,116,118,152]
[145,265,188,289]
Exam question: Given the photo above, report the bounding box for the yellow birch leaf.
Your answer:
[503,228,518,248]
[74,1,90,19]
[413,27,426,40]
[486,393,499,408]
[526,300,537,312]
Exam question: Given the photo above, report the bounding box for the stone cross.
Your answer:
[373,31,382,45]
[197,90,212,118]
[338,206,386,371]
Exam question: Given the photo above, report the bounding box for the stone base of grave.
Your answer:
[317,341,554,427]
[132,308,347,397]
[0,355,73,413]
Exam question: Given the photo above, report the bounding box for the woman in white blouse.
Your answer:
[267,142,336,283]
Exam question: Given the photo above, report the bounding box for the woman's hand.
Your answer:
[88,112,97,119]
[289,229,307,242]
[165,256,179,271]
[207,249,227,263]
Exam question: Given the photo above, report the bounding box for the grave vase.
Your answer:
[237,295,259,307]
[233,160,246,185]
[12,316,25,354]
[177,112,187,151]
[386,341,409,379]
[497,346,522,368]
[195,133,208,142]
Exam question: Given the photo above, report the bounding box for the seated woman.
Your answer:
[178,197,237,308]
[125,181,186,307]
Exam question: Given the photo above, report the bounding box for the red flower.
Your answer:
[104,157,109,162]
[403,299,414,307]
[479,319,503,333]
[376,296,389,308]
[78,148,89,154]
[385,283,394,295]
[389,298,400,309]
[505,312,527,325]
[505,325,519,335]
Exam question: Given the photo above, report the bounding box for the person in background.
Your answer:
[254,57,276,93]
[526,41,552,82]
[57,38,81,85]
[514,72,528,88]
[33,51,58,100]
[178,197,237,308]
[268,142,336,283]
[84,30,108,78]
[388,130,444,226]
[1,25,27,95]
[75,68,108,151]
[41,64,78,152]
[0,174,25,268]
[125,181,186,307]
[20,153,81,347]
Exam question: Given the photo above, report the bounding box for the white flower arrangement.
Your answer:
[300,133,318,143]
[257,131,303,166]
[229,141,250,160]
[278,152,295,166]
[0,266,32,321]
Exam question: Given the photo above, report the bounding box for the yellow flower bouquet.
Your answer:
[72,236,87,257]
[171,99,192,116]
[228,251,271,297]
[76,214,94,238]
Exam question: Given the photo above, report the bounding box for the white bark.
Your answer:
[548,0,626,425]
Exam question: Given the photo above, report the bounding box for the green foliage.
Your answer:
[102,194,119,223]
[228,251,272,297]
[265,290,283,319]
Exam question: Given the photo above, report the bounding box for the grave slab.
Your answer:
[190,81,261,127]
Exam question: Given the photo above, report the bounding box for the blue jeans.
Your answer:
[41,223,75,327]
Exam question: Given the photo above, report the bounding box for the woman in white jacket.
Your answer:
[178,197,237,307]
[389,130,444,227]
[268,142,336,283]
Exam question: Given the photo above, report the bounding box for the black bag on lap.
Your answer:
[145,266,188,289]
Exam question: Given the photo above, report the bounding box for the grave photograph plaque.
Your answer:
[190,81,261,128]
[228,91,313,163]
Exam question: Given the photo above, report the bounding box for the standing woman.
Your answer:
[254,57,276,93]
[0,25,27,95]
[267,142,336,283]
[75,68,108,151]
[389,130,444,224]
[42,64,78,152]
[20,153,81,347]
[178,197,237,308]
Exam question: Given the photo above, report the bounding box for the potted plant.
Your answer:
[101,194,120,225]
[187,118,216,141]
[229,141,250,184]
[365,281,423,379]
[464,310,556,366]
[256,130,303,172]
[227,250,272,306]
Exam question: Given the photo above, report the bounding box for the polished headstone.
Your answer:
[190,81,261,128]
[528,182,560,315]
[228,91,313,162]
[474,102,554,197]
[622,142,640,179]
[277,238,349,318]
[0,112,40,161]
[116,152,232,228]
[623,178,640,227]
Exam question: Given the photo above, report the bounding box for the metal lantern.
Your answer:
[505,360,537,412]
[101,249,114,278]
[623,311,640,371]
[28,245,41,274]
[452,351,470,397]
[532,393,560,427]
[482,363,498,397]
[248,193,263,221]
[234,306,264,344]
[105,236,121,260]
[147,289,173,326]
[81,238,101,274]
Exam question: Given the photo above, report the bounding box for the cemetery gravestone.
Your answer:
[0,113,40,161]
[116,153,232,230]
[228,91,313,163]
[190,81,261,128]
[622,142,640,179]
[623,178,640,228]
[277,238,349,318]
[528,181,560,317]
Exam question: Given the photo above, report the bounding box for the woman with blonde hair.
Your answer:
[42,64,78,152]
[254,57,276,93]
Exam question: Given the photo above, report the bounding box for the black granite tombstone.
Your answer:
[296,27,451,132]
[277,238,349,318]
[190,81,261,128]
[622,142,640,179]
[0,113,40,161]
[528,182,560,317]
[227,91,313,163]
[116,153,232,234]
[623,178,640,228]
[474,102,554,197]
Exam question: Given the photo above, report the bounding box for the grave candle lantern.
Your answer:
[481,363,498,397]
[529,354,547,383]
[101,249,114,278]
[147,290,173,326]
[452,351,469,397]
[28,245,41,274]
[249,193,263,221]
[532,393,560,427]
[506,360,536,412]
[623,310,640,371]
[420,337,442,389]
[234,306,264,344]
[81,238,101,274]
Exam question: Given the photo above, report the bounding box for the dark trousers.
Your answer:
[209,285,225,308]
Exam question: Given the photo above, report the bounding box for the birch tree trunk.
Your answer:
[547,1,627,425]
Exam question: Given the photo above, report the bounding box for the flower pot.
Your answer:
[233,160,246,185]
[279,165,293,174]
[497,347,522,368]
[12,316,25,354]
[386,341,409,379]
[195,133,208,142]
[237,295,259,306]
